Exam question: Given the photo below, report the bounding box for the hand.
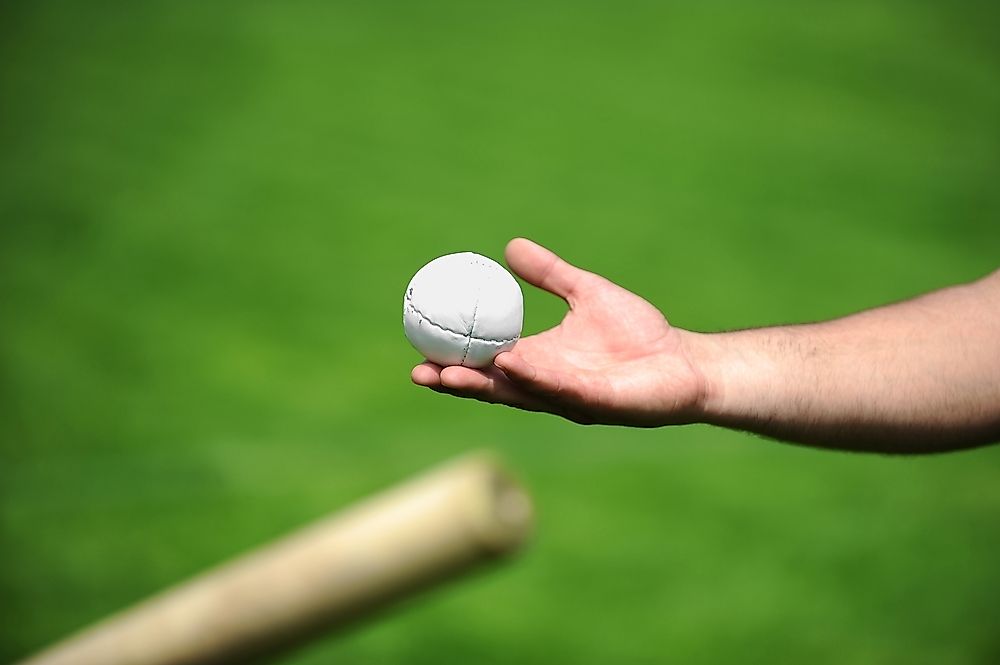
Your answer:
[410,238,708,426]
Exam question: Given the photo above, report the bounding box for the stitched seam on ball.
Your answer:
[459,263,484,365]
[459,298,480,366]
[406,293,519,344]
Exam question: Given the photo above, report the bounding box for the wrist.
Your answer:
[680,327,783,428]
[677,329,729,426]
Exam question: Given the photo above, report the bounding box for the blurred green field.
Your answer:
[2,1,999,663]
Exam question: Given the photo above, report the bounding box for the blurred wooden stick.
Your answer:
[18,452,533,665]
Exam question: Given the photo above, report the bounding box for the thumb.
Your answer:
[504,238,593,304]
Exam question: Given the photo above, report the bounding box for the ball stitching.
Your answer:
[404,291,520,345]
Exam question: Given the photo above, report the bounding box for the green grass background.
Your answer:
[2,1,999,663]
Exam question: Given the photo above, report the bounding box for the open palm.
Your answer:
[411,238,707,426]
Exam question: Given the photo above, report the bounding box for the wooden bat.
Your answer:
[18,452,533,665]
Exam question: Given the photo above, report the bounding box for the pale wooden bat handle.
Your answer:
[18,452,533,665]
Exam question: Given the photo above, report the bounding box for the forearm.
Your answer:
[687,271,1000,453]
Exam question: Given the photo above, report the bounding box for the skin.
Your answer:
[411,238,1000,454]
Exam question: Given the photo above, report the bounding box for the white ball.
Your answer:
[403,252,523,369]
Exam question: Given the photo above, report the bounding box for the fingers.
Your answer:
[493,352,587,408]
[410,361,549,413]
[439,365,550,412]
[411,362,465,399]
[411,356,597,424]
[505,238,592,304]
[411,362,473,399]
[411,362,444,387]
[439,365,493,392]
